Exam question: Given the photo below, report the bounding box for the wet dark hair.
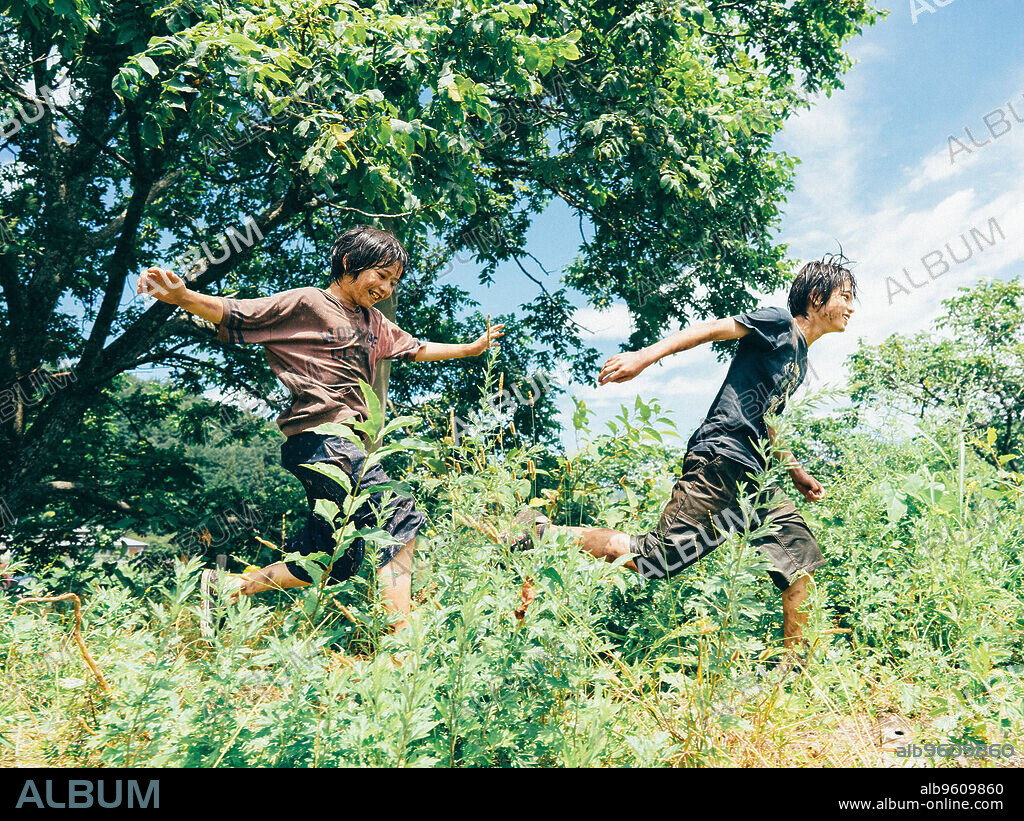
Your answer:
[788,252,857,317]
[330,226,409,282]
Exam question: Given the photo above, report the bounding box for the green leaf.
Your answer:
[137,55,159,78]
[622,483,638,512]
[380,416,419,439]
[226,33,256,52]
[111,71,130,100]
[314,498,340,522]
[308,422,363,447]
[878,480,908,524]
[537,49,553,75]
[521,42,541,72]
[301,462,354,491]
[357,378,384,438]
[139,119,163,147]
[359,479,413,496]
[440,73,462,103]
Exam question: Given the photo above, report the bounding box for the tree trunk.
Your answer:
[373,293,396,414]
[0,384,96,529]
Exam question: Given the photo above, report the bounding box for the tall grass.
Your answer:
[2,378,1022,767]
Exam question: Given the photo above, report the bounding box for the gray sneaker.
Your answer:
[199,568,236,639]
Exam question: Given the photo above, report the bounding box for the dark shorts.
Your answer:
[629,452,824,591]
[280,432,425,584]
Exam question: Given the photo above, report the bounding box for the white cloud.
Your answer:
[572,303,636,340]
[574,357,721,408]
[770,63,1024,400]
[564,352,723,443]
[903,97,1024,194]
[904,141,981,192]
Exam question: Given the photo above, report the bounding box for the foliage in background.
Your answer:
[389,246,565,448]
[10,0,1021,770]
[2,374,304,572]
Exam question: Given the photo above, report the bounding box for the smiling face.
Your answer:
[811,278,856,333]
[789,257,858,339]
[335,261,404,309]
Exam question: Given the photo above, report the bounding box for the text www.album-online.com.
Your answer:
[837,798,1004,811]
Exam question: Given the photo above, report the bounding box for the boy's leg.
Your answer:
[589,455,738,578]
[237,562,309,596]
[566,521,819,652]
[505,454,737,579]
[782,572,814,650]
[518,521,701,577]
[504,509,638,570]
[377,537,416,633]
[565,521,819,650]
[218,536,416,628]
[201,562,308,610]
[752,497,825,652]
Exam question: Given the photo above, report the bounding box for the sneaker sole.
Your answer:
[199,569,218,639]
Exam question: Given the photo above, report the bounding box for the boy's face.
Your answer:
[339,261,404,309]
[812,279,856,333]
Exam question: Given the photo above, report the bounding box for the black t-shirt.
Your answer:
[686,306,807,472]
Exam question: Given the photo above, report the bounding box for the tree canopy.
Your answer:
[0,0,879,528]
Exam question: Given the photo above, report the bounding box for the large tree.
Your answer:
[0,0,879,524]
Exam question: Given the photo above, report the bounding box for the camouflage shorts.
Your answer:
[629,452,824,591]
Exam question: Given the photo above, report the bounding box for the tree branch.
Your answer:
[35,481,133,513]
[0,70,131,169]
[511,255,590,335]
[96,182,314,380]
[86,167,185,252]
[154,353,275,406]
[307,198,419,219]
[79,103,157,370]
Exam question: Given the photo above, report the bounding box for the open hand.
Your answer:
[790,469,825,503]
[598,351,648,385]
[470,323,505,356]
[138,267,187,305]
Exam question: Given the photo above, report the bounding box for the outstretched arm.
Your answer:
[138,267,224,325]
[414,324,504,362]
[598,318,750,385]
[767,424,824,502]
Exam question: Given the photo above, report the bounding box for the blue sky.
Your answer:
[443,0,1024,449]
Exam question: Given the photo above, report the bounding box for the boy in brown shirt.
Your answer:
[139,226,503,633]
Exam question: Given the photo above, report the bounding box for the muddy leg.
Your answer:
[554,526,638,572]
[782,572,814,651]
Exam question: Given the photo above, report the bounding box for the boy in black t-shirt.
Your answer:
[510,256,857,651]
